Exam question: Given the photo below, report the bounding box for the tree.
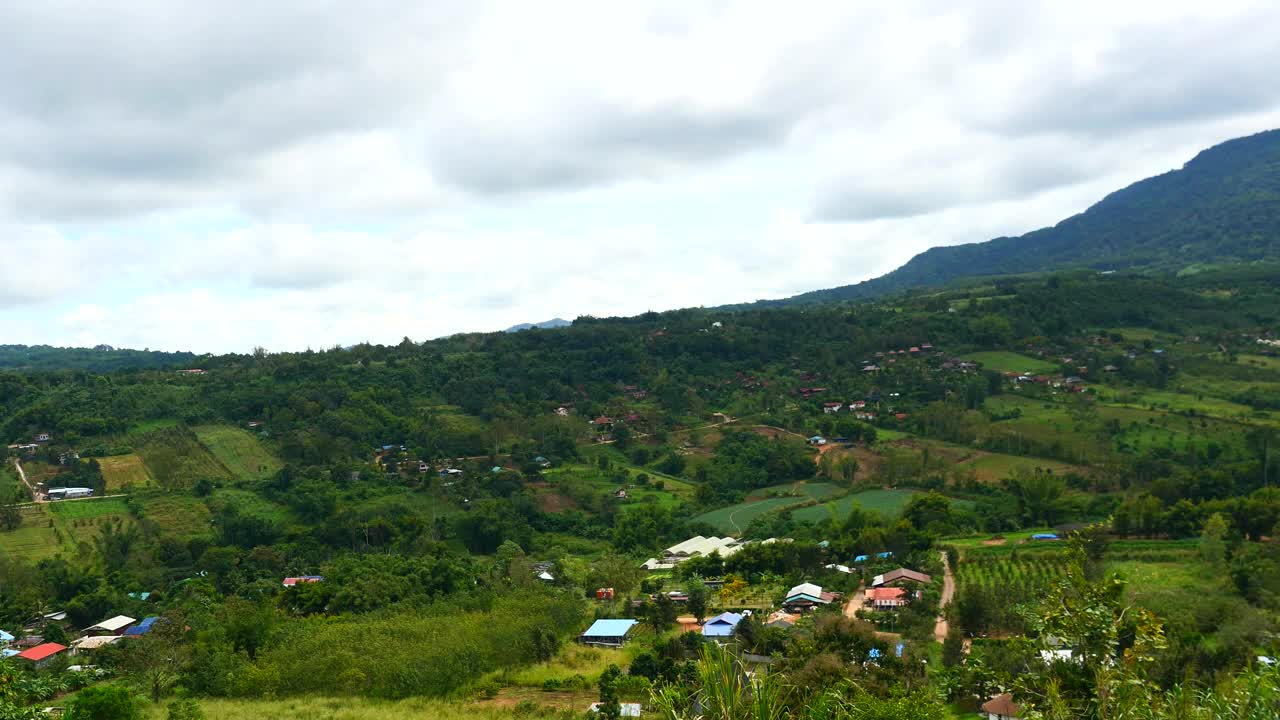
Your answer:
[686,581,708,623]
[597,665,622,720]
[642,594,678,635]
[123,613,191,702]
[942,627,964,668]
[1200,512,1229,566]
[0,501,21,532]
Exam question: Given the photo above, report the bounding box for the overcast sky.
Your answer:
[2,1,1280,353]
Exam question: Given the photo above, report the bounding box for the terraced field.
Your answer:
[135,493,214,540]
[0,504,63,560]
[694,496,810,533]
[792,488,970,523]
[135,426,235,489]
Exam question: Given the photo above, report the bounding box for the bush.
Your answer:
[165,699,204,720]
[64,685,140,720]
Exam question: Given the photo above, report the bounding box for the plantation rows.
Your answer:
[955,553,1071,597]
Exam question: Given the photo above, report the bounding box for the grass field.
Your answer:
[792,488,967,523]
[48,496,130,519]
[96,453,154,490]
[959,452,1083,482]
[194,425,284,482]
[135,493,214,539]
[962,351,1059,375]
[693,496,804,533]
[0,504,63,560]
[135,426,235,489]
[142,697,524,720]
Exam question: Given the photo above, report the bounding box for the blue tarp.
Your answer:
[123,616,160,636]
[1032,533,1059,540]
[868,648,882,659]
[875,551,893,558]
[0,630,14,643]
[853,555,869,562]
[895,643,905,657]
[581,619,638,639]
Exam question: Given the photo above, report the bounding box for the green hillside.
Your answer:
[752,128,1280,307]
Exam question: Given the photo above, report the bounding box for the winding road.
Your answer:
[11,459,40,503]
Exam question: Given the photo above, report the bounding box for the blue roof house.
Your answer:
[853,555,869,563]
[703,612,744,640]
[579,619,638,647]
[123,616,161,637]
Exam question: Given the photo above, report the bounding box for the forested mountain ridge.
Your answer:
[752,128,1280,307]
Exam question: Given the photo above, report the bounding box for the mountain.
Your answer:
[764,128,1280,306]
[503,317,571,333]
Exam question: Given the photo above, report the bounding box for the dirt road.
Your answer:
[843,582,865,618]
[934,550,955,643]
[11,459,40,503]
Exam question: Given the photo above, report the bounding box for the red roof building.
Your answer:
[865,587,908,608]
[17,642,67,664]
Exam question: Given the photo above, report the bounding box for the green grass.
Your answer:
[194,425,284,482]
[960,453,1083,482]
[694,496,813,533]
[962,351,1059,375]
[135,492,214,540]
[145,697,526,720]
[127,418,181,437]
[135,426,235,489]
[209,488,294,523]
[0,505,64,560]
[96,453,154,490]
[793,488,969,523]
[48,496,130,519]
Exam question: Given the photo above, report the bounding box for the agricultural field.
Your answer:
[962,351,1059,375]
[209,488,294,524]
[135,426,235,489]
[0,504,64,560]
[139,697,524,720]
[792,488,966,523]
[48,496,130,519]
[957,452,1084,483]
[694,496,813,533]
[194,424,284,482]
[96,453,154,490]
[134,493,214,540]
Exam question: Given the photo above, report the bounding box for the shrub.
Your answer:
[64,685,140,720]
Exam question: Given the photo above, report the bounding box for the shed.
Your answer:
[579,619,638,647]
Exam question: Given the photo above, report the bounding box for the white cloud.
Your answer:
[0,1,1278,349]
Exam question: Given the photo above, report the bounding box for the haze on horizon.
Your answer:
[3,1,1280,353]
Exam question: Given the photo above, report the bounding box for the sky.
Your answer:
[2,1,1280,353]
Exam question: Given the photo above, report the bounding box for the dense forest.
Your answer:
[1,267,1279,718]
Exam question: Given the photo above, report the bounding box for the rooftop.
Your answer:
[88,615,136,633]
[581,619,638,638]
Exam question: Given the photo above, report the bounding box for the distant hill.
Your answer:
[0,344,198,371]
[755,128,1280,307]
[504,318,571,333]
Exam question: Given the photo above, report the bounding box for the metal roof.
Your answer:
[17,642,67,662]
[88,615,136,632]
[581,619,638,638]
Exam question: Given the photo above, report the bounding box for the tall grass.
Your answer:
[147,696,558,720]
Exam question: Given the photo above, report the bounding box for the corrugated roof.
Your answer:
[787,582,823,599]
[88,615,136,632]
[73,635,122,650]
[703,612,743,636]
[17,642,67,662]
[581,619,638,638]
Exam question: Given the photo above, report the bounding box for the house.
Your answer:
[865,587,908,609]
[85,615,136,636]
[871,568,933,588]
[71,635,122,653]
[702,612,744,639]
[35,433,52,443]
[595,588,615,600]
[980,693,1023,720]
[808,436,827,446]
[825,563,853,574]
[822,402,843,414]
[783,582,839,611]
[613,488,628,499]
[283,576,323,587]
[579,619,638,647]
[122,616,160,637]
[17,642,66,667]
[589,702,642,717]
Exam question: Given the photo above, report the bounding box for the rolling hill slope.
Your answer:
[758,128,1280,306]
